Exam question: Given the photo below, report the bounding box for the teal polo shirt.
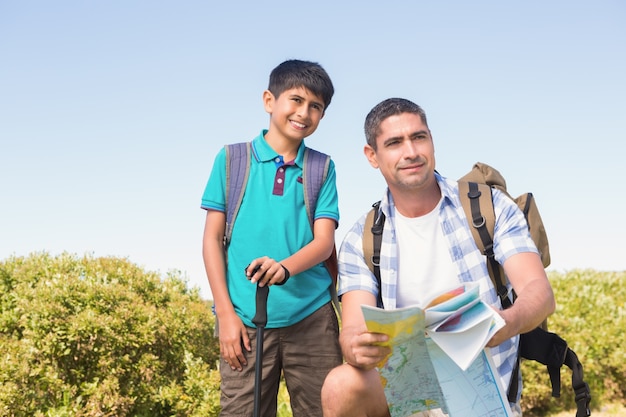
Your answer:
[201,130,339,328]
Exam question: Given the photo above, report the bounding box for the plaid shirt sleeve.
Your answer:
[337,212,380,299]
[492,188,539,263]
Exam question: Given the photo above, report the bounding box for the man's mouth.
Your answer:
[401,162,423,171]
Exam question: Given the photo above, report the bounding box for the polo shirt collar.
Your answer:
[251,129,306,166]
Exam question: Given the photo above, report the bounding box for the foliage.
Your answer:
[0,252,220,417]
[2,253,622,416]
[277,378,293,417]
[521,270,626,416]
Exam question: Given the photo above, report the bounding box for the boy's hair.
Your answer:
[268,59,334,111]
[364,98,429,150]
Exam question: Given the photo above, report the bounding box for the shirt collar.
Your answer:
[380,171,460,217]
[251,129,306,167]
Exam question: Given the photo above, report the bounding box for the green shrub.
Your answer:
[3,253,622,417]
[521,270,626,416]
[0,252,220,417]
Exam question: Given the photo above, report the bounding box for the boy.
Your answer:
[200,59,342,417]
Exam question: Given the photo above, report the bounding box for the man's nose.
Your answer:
[403,140,418,158]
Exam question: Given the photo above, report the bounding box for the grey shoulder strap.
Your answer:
[224,142,251,247]
[302,147,331,227]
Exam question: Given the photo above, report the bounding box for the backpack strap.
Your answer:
[519,328,591,417]
[458,181,511,308]
[458,180,520,402]
[363,201,385,308]
[302,148,341,314]
[567,349,592,417]
[224,142,252,248]
[302,148,331,228]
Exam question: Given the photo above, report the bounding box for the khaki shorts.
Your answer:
[219,302,342,417]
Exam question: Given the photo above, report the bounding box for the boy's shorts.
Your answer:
[219,302,341,417]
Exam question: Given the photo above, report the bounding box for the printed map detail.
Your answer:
[362,305,448,416]
[362,303,512,417]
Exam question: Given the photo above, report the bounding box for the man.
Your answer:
[321,98,555,417]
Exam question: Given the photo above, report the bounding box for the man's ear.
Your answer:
[263,90,274,114]
[364,144,379,169]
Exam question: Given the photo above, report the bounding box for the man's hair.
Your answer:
[364,98,429,149]
[268,59,334,111]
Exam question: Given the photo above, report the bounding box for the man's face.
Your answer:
[364,112,436,192]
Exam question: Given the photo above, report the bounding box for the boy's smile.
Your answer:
[264,86,326,146]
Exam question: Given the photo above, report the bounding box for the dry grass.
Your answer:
[549,403,626,417]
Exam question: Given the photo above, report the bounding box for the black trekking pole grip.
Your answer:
[252,283,270,327]
[252,283,269,417]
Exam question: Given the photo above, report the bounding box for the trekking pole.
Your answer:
[252,282,269,417]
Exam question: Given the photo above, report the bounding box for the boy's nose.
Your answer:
[296,104,309,119]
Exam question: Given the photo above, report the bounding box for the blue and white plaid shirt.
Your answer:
[337,171,539,403]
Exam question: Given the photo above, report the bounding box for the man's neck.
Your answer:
[392,181,442,218]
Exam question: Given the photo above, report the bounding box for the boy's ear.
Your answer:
[263,90,274,114]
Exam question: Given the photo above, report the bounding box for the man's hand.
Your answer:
[486,308,520,347]
[341,325,391,371]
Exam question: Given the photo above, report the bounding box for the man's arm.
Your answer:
[339,290,391,371]
[487,251,556,347]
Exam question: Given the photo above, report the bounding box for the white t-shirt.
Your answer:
[395,197,461,308]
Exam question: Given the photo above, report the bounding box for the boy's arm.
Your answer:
[284,217,335,273]
[202,210,251,371]
[247,217,336,286]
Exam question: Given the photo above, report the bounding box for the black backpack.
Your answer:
[362,162,591,417]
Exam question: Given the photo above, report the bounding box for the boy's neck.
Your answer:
[264,131,301,162]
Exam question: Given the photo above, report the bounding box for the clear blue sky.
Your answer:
[1,1,624,300]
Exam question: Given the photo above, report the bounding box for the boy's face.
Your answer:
[263,86,325,143]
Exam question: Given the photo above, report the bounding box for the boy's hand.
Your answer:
[218,311,251,371]
[245,257,290,286]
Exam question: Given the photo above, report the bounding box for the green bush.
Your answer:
[2,253,622,416]
[0,252,220,417]
[521,270,626,416]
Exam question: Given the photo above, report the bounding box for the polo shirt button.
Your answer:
[277,178,283,184]
[279,167,284,173]
[275,157,281,163]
